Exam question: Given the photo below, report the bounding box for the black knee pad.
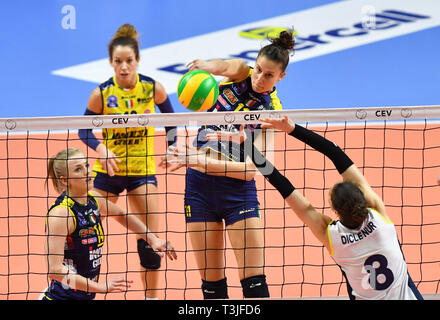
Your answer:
[137,239,161,270]
[201,278,229,299]
[240,275,270,298]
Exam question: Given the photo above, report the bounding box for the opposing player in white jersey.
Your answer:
[207,116,423,300]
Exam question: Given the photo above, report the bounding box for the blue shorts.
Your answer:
[184,168,260,226]
[42,280,95,300]
[93,171,158,195]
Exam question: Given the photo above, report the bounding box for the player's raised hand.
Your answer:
[186,59,211,72]
[165,144,207,172]
[158,145,181,170]
[205,125,247,144]
[149,236,177,261]
[259,115,295,134]
[102,277,133,293]
[96,144,121,176]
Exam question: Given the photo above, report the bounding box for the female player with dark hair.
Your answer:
[41,148,176,300]
[208,116,423,300]
[78,24,177,299]
[172,31,295,299]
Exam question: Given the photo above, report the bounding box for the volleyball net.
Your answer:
[1,105,440,300]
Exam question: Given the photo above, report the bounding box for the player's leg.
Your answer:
[187,221,228,299]
[127,180,161,299]
[92,188,119,205]
[92,171,122,205]
[184,167,228,298]
[226,217,269,298]
[220,173,269,298]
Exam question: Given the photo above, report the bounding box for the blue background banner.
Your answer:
[1,0,438,118]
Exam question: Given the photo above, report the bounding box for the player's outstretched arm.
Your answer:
[166,143,257,181]
[186,58,250,83]
[206,126,332,251]
[93,192,177,261]
[78,88,121,176]
[261,116,353,175]
[261,116,387,218]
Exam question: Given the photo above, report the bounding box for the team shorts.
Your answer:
[184,168,260,226]
[93,171,158,195]
[40,280,95,300]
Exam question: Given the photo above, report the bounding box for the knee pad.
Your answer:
[201,278,229,299]
[240,275,269,298]
[137,239,161,270]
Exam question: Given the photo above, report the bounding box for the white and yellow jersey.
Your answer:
[327,208,422,300]
[94,73,156,176]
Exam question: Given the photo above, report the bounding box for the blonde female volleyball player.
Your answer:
[172,31,294,299]
[78,24,177,299]
[41,148,176,300]
[208,117,423,300]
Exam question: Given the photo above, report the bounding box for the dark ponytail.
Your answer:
[330,181,369,229]
[258,29,295,72]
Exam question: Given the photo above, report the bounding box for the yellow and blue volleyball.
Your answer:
[177,70,219,112]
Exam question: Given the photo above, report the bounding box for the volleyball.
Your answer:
[177,70,219,112]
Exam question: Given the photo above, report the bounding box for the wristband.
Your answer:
[78,108,101,151]
[157,97,177,147]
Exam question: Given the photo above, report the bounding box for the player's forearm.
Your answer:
[208,59,246,78]
[48,264,104,293]
[114,213,157,245]
[289,124,353,174]
[203,157,256,181]
[243,140,295,198]
[78,128,101,151]
[78,108,102,151]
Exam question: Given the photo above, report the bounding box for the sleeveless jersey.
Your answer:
[327,208,420,300]
[195,68,282,162]
[44,192,104,300]
[94,73,156,176]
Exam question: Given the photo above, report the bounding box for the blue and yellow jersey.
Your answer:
[195,67,283,161]
[43,192,104,300]
[94,73,156,176]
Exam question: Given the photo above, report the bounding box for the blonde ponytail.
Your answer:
[46,148,83,193]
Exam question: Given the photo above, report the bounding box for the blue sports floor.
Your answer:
[0,0,439,118]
